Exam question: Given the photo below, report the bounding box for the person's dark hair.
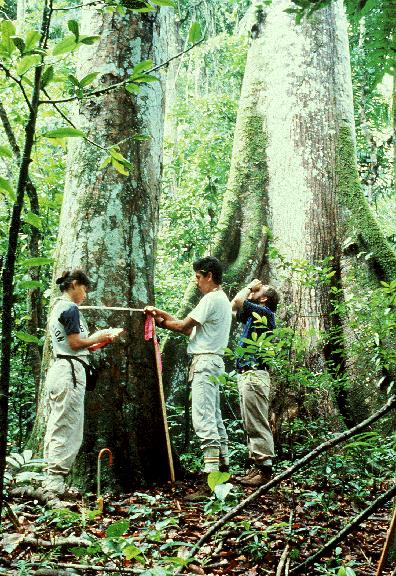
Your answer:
[261,285,280,312]
[55,269,91,292]
[193,256,223,285]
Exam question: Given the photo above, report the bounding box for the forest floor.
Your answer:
[0,477,394,576]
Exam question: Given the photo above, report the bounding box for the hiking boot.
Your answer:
[235,467,258,483]
[239,465,272,487]
[219,463,230,473]
[185,475,212,502]
[63,486,83,500]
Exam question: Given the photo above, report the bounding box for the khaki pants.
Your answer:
[189,354,228,472]
[43,359,86,493]
[237,369,274,464]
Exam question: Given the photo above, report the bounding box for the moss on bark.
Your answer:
[336,125,396,281]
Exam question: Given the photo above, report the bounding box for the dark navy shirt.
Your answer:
[236,300,275,373]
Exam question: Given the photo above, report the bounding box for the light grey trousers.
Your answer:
[189,354,229,472]
[237,369,275,465]
[43,358,86,493]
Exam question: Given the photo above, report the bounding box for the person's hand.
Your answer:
[144,305,158,317]
[95,332,113,344]
[248,279,262,292]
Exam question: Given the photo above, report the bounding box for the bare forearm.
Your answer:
[159,317,192,335]
[231,287,251,311]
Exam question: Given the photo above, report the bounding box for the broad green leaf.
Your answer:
[109,148,125,161]
[214,482,233,501]
[11,35,25,52]
[132,59,153,75]
[18,280,43,290]
[99,155,112,169]
[132,133,150,141]
[22,449,33,463]
[68,20,79,41]
[44,127,86,138]
[105,519,129,538]
[133,73,158,83]
[70,547,88,558]
[20,257,53,267]
[1,20,16,56]
[67,74,81,87]
[0,145,12,158]
[188,21,202,44]
[123,545,142,560]
[15,331,39,344]
[79,72,99,87]
[16,54,41,76]
[109,149,132,168]
[207,470,231,491]
[152,0,176,6]
[79,35,100,45]
[0,176,15,200]
[53,34,78,56]
[111,158,129,175]
[125,83,141,94]
[130,2,154,12]
[24,212,42,230]
[25,30,41,52]
[41,65,54,88]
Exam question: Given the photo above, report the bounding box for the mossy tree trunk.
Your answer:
[30,6,173,490]
[163,0,396,427]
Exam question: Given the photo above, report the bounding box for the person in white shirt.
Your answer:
[145,257,232,498]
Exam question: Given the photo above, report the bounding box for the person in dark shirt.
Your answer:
[231,280,280,487]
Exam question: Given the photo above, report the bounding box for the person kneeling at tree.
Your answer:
[42,269,114,497]
[231,280,280,487]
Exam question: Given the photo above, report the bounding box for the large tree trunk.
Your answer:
[30,6,173,490]
[163,0,396,423]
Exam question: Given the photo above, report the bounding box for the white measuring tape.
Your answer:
[80,305,145,312]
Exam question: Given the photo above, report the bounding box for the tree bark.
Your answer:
[30,6,173,490]
[162,0,396,423]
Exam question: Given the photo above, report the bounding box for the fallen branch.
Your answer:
[289,482,396,574]
[175,396,396,574]
[6,562,138,574]
[276,543,290,576]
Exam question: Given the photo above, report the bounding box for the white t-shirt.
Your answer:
[48,296,90,358]
[187,289,232,355]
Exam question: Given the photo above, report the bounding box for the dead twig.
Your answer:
[7,562,137,574]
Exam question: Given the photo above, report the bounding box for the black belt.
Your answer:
[57,354,89,388]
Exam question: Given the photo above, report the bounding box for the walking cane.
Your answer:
[97,448,113,513]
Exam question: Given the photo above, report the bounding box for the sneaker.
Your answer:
[239,465,272,487]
